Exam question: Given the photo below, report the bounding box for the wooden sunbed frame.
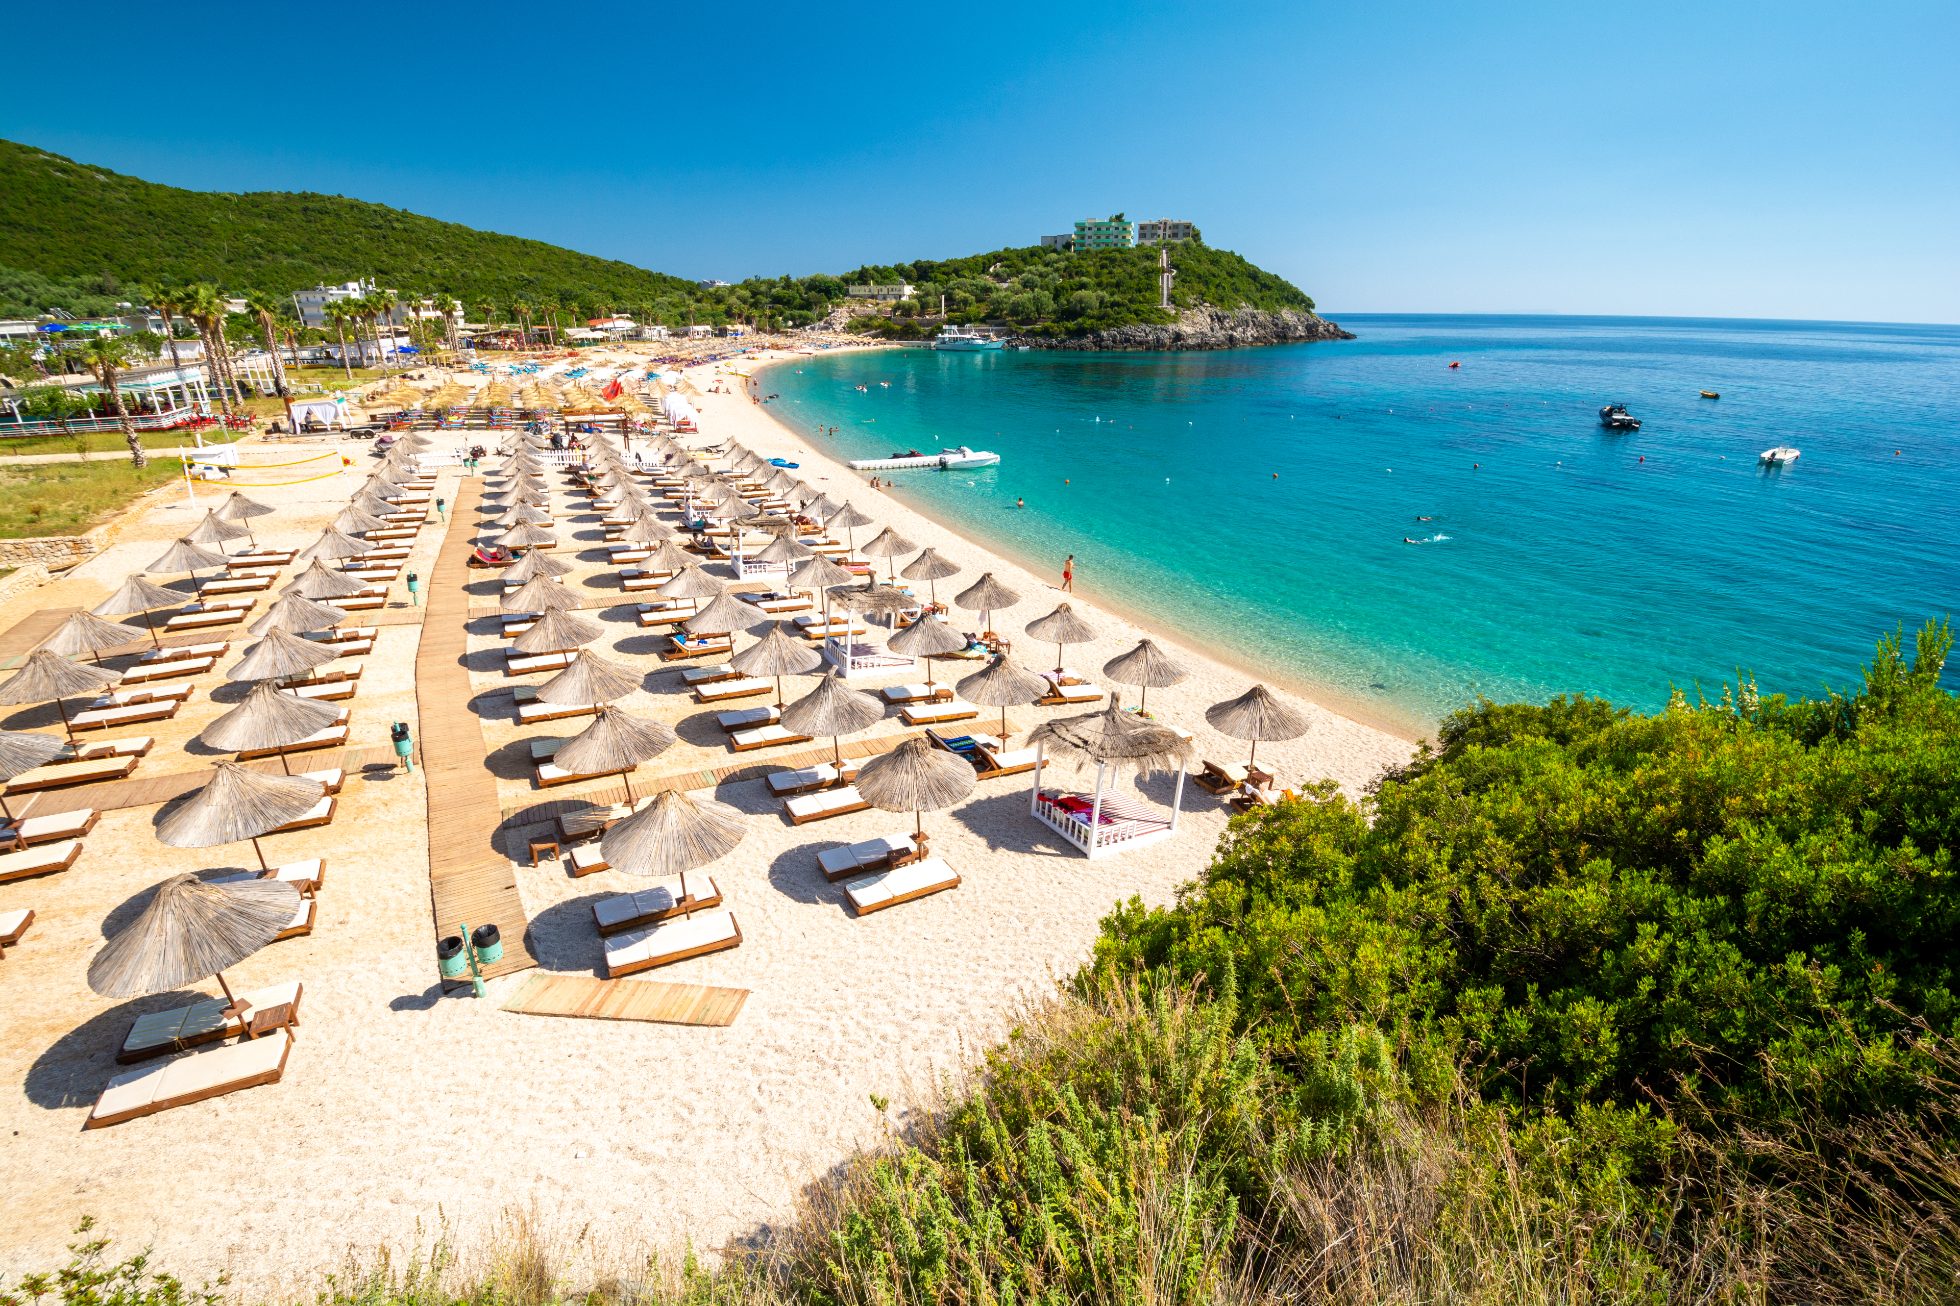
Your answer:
[604,911,743,977]
[117,981,305,1064]
[236,724,348,760]
[591,876,723,933]
[5,756,137,793]
[843,857,962,915]
[86,1027,293,1129]
[0,839,82,885]
[784,786,871,825]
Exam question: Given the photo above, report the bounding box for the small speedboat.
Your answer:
[1700,390,1720,399]
[1759,446,1801,465]
[767,457,799,468]
[1599,403,1641,431]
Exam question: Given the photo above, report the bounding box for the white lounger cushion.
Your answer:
[10,808,94,842]
[0,840,79,878]
[844,857,960,914]
[211,861,322,893]
[680,663,739,684]
[716,705,779,730]
[731,724,803,749]
[0,907,31,941]
[121,657,215,682]
[566,844,609,875]
[768,762,849,794]
[604,910,739,975]
[817,834,915,878]
[696,677,770,699]
[120,982,303,1059]
[591,878,691,930]
[982,745,1041,772]
[93,1027,293,1124]
[783,786,865,821]
[903,700,978,723]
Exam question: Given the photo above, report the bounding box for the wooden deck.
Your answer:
[418,479,535,980]
[12,746,402,817]
[502,973,748,1026]
[0,607,80,667]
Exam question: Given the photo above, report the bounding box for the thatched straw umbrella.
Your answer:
[642,540,698,578]
[93,575,185,650]
[533,650,642,706]
[1025,603,1099,675]
[1026,704,1196,855]
[0,650,119,741]
[200,681,341,775]
[1204,685,1309,774]
[187,508,252,555]
[598,788,746,909]
[248,592,347,637]
[553,704,677,800]
[957,654,1051,741]
[494,502,554,529]
[227,627,337,682]
[835,583,917,625]
[156,761,328,870]
[0,730,68,821]
[510,608,602,655]
[497,522,558,552]
[502,574,580,614]
[787,554,855,626]
[502,549,574,584]
[282,558,369,601]
[828,501,873,552]
[615,515,671,547]
[731,620,823,706]
[954,572,1020,639]
[683,589,765,638]
[335,503,393,536]
[215,491,275,546]
[37,610,147,665]
[900,548,960,606]
[86,873,302,1007]
[887,614,968,692]
[749,532,812,579]
[780,671,884,767]
[305,527,371,565]
[148,537,229,587]
[859,526,916,582]
[857,737,975,845]
[1103,639,1189,713]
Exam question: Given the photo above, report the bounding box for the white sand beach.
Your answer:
[0,346,1414,1296]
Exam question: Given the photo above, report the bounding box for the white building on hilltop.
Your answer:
[1136,219,1198,245]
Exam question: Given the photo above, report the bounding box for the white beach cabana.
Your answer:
[1026,705,1194,860]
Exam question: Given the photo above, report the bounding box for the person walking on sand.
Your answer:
[1061,554,1074,592]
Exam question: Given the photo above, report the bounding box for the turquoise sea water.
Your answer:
[763,316,1960,733]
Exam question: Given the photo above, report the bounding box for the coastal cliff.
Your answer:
[1021,305,1352,351]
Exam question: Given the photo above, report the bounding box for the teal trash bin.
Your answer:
[471,923,503,966]
[437,935,468,979]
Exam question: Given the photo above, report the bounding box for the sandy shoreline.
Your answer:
[0,347,1414,1297]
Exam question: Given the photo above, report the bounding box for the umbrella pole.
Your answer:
[1000,706,1010,740]
[144,609,162,650]
[832,734,842,767]
[214,969,237,1007]
[621,770,636,802]
[278,754,292,777]
[1139,684,1149,713]
[53,697,75,744]
[250,837,269,871]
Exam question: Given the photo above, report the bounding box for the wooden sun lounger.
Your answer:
[92,683,193,709]
[881,683,954,705]
[694,677,770,703]
[298,768,343,795]
[117,981,304,1064]
[119,655,215,684]
[843,857,961,915]
[139,641,226,663]
[284,681,356,703]
[335,594,387,611]
[198,575,273,595]
[69,700,180,732]
[3,806,98,847]
[87,1027,294,1128]
[273,898,318,940]
[766,761,860,796]
[747,593,813,615]
[277,665,363,689]
[817,834,918,882]
[363,527,418,541]
[51,736,152,763]
[900,700,979,727]
[621,572,676,592]
[6,756,136,793]
[511,688,599,725]
[662,635,732,662]
[716,705,780,732]
[0,907,32,949]
[163,608,247,632]
[636,600,703,628]
[506,650,577,676]
[603,910,742,977]
[237,722,347,760]
[1038,681,1106,706]
[679,663,741,685]
[783,784,870,825]
[0,839,82,885]
[268,796,336,834]
[1193,760,1251,795]
[730,724,811,752]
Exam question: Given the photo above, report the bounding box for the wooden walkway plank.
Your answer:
[502,973,748,1026]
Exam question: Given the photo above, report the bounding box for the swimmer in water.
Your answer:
[1416,515,1434,522]
[1016,497,1024,509]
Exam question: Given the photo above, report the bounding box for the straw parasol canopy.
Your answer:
[215,491,275,524]
[787,553,856,609]
[780,670,884,765]
[148,537,228,581]
[510,608,602,655]
[1028,703,1195,777]
[828,501,873,530]
[37,610,147,664]
[1103,638,1190,712]
[614,515,671,546]
[900,548,960,605]
[248,592,347,637]
[533,650,642,706]
[552,704,677,800]
[1204,685,1310,771]
[1025,603,1099,674]
[684,590,765,637]
[187,508,251,552]
[155,760,329,870]
[731,620,824,705]
[857,736,976,839]
[497,522,558,551]
[0,649,119,740]
[957,654,1052,740]
[887,614,968,691]
[86,873,302,1004]
[0,729,68,821]
[282,558,369,601]
[305,527,371,563]
[502,575,580,614]
[200,681,340,774]
[859,526,916,580]
[598,788,746,883]
[227,627,337,682]
[335,504,393,535]
[750,533,813,567]
[643,540,698,576]
[501,549,574,583]
[92,573,185,649]
[835,583,917,621]
[494,502,554,528]
[954,572,1020,635]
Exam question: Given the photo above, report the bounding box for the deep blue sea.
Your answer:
[763,316,1960,734]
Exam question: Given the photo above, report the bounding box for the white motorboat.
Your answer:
[934,326,1004,352]
[1759,446,1801,465]
[848,446,1001,471]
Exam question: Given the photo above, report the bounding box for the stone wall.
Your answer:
[0,563,50,605]
[0,535,98,569]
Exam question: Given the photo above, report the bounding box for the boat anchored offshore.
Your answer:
[934,325,1004,351]
[1759,446,1801,465]
[1599,403,1642,431]
[849,446,1001,471]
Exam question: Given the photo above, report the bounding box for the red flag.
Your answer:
[602,379,623,400]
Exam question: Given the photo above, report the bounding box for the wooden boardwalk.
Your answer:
[503,973,748,1026]
[417,479,535,980]
[13,746,402,817]
[0,607,80,666]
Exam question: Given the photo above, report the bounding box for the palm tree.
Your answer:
[539,296,561,347]
[245,295,296,433]
[147,286,189,376]
[371,290,401,371]
[182,283,236,418]
[77,333,147,467]
[324,302,355,380]
[511,300,533,350]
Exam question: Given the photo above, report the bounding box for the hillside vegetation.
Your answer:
[14,624,1956,1305]
[0,141,1322,340]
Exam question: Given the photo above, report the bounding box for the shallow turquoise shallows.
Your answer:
[764,316,1960,733]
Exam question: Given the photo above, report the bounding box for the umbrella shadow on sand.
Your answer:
[484,736,558,782]
[948,788,1090,858]
[670,710,737,750]
[763,843,853,914]
[522,894,614,976]
[0,703,66,732]
[23,992,214,1109]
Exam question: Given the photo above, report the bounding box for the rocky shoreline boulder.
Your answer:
[1023,306,1353,351]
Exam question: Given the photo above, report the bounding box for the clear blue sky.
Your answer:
[5,1,1955,322]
